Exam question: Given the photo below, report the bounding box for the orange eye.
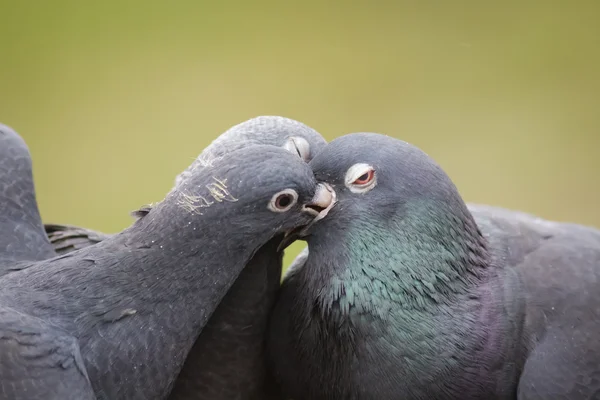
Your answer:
[353,170,375,185]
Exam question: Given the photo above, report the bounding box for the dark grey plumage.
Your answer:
[44,224,110,255]
[0,305,96,400]
[268,132,600,400]
[0,124,55,271]
[43,116,327,399]
[0,143,330,400]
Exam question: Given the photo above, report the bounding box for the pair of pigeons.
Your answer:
[1,117,599,400]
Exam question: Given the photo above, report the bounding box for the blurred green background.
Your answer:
[1,1,598,269]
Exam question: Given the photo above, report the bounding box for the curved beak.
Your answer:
[278,183,336,251]
[301,182,336,220]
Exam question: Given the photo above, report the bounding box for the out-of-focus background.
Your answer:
[1,1,598,268]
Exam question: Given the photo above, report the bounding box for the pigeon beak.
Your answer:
[301,182,336,220]
[278,183,337,252]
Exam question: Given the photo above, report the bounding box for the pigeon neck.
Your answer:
[307,199,490,318]
[57,196,270,397]
[119,196,263,301]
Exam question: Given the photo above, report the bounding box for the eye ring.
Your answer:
[268,189,299,212]
[344,163,377,194]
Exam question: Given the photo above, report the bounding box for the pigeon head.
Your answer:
[306,132,469,226]
[139,144,335,252]
[174,116,327,187]
[302,133,486,310]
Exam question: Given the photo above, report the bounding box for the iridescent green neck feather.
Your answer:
[310,199,489,321]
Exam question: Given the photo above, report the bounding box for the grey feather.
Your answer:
[0,304,96,400]
[44,224,111,255]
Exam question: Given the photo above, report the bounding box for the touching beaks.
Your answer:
[278,183,337,252]
[301,182,336,218]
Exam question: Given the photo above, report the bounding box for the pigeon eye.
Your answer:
[277,195,292,208]
[283,137,311,162]
[268,189,298,212]
[345,163,377,194]
[353,170,374,185]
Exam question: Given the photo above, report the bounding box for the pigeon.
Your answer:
[42,116,327,399]
[0,143,336,400]
[0,123,56,271]
[267,132,600,400]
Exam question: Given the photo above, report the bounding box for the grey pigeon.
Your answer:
[0,124,55,271]
[267,132,600,400]
[42,116,327,399]
[0,143,335,400]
